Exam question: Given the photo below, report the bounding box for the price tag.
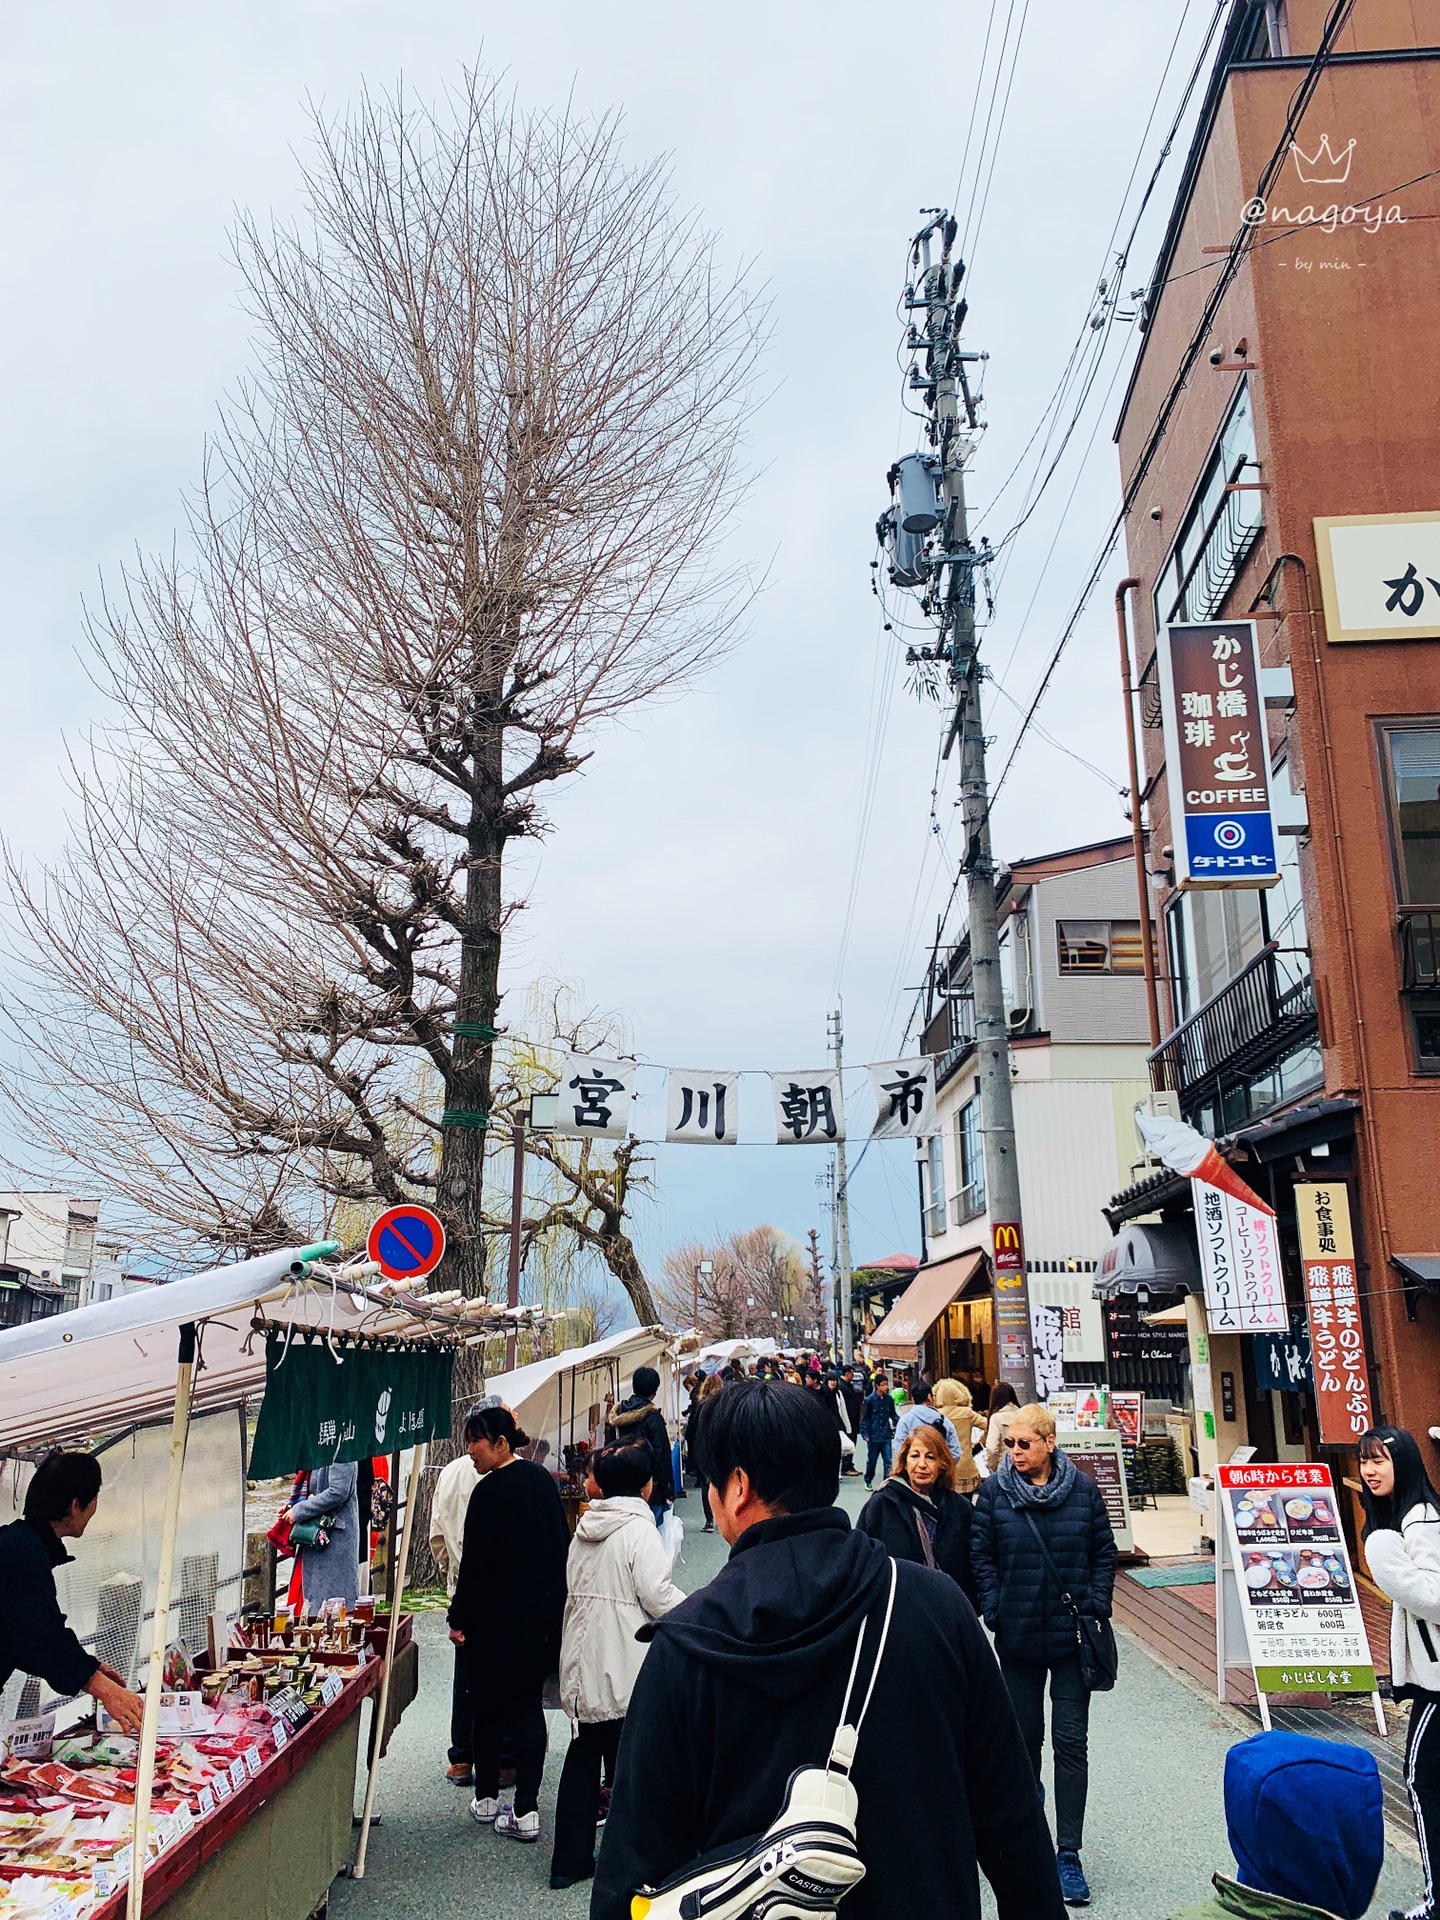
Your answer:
[176,1801,195,1833]
[198,1786,216,1816]
[213,1769,232,1801]
[245,1746,262,1777]
[321,1673,343,1705]
[273,1718,289,1751]
[155,1813,179,1852]
[229,1756,248,1791]
[92,1862,117,1900]
[45,1898,71,1920]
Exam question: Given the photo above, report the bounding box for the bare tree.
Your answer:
[657,1226,806,1343]
[1,73,763,1294]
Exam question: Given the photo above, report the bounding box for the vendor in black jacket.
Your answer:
[856,1421,977,1608]
[0,1451,145,1733]
[605,1367,674,1519]
[592,1380,1065,1920]
[971,1403,1118,1908]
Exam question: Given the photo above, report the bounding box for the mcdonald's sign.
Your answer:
[992,1222,1024,1274]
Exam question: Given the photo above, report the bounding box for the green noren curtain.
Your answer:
[249,1332,454,1479]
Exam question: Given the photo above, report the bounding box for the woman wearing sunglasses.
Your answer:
[971,1403,1117,1908]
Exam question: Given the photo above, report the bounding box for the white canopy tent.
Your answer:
[0,1243,562,1913]
[0,1246,551,1455]
[480,1326,673,1460]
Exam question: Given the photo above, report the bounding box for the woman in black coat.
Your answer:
[448,1404,570,1841]
[856,1423,978,1608]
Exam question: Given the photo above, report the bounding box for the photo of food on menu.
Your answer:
[1229,1487,1353,1605]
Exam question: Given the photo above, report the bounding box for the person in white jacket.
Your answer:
[1359,1423,1440,1920]
[549,1441,685,1891]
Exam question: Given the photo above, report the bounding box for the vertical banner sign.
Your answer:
[867,1058,936,1139]
[555,1054,637,1139]
[1295,1183,1375,1443]
[991,1221,1031,1375]
[1030,1301,1065,1402]
[1156,620,1280,889]
[770,1070,845,1145]
[665,1070,740,1145]
[1217,1462,1376,1697]
[1193,1179,1287,1332]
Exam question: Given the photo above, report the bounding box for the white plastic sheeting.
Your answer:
[0,1408,245,1723]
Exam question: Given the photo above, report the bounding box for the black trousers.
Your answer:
[1406,1689,1440,1912]
[469,1661,548,1816]
[1000,1655,1091,1852]
[551,1718,624,1880]
[449,1643,472,1763]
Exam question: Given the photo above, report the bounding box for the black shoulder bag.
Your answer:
[1009,1497,1118,1693]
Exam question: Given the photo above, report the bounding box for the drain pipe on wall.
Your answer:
[1116,578,1164,1053]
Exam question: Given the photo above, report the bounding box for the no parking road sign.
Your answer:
[367,1204,446,1282]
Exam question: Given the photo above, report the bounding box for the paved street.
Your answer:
[334,1483,1421,1920]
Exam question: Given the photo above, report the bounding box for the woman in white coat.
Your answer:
[1359,1423,1440,1920]
[549,1442,685,1890]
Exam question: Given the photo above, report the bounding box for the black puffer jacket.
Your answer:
[971,1458,1117,1666]
[607,1396,675,1503]
[856,1477,978,1609]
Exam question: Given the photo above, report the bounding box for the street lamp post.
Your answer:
[694,1257,713,1330]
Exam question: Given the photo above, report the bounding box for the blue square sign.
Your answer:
[1183,811,1279,882]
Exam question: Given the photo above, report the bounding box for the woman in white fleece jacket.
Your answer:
[549,1441,685,1891]
[1359,1424,1440,1920]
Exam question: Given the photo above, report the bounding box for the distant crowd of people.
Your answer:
[420,1355,1440,1920]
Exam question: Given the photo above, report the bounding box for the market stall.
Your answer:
[0,1244,531,1920]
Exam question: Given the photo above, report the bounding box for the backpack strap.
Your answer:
[827,1558,898,1777]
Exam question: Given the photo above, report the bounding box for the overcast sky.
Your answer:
[0,1,1222,1285]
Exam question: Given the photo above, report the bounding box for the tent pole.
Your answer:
[127,1321,197,1920]
[352,1439,426,1879]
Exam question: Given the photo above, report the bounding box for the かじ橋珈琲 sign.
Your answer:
[1156,621,1279,890]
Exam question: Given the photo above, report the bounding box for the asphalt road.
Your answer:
[332,1475,1422,1920]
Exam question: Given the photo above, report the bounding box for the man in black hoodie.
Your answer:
[606,1366,675,1521]
[592,1381,1066,1920]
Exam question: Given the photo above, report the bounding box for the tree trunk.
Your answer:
[602,1230,660,1327]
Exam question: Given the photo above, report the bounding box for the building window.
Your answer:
[925,1133,946,1241]
[1153,380,1263,630]
[1407,995,1440,1076]
[952,1097,986,1225]
[1057,920,1145,974]
[64,1222,96,1269]
[1382,726,1440,904]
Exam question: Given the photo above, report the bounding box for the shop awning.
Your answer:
[1392,1254,1440,1295]
[866,1250,987,1360]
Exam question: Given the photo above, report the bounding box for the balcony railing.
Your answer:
[1150,942,1317,1106]
[950,1181,986,1228]
[1400,908,1440,990]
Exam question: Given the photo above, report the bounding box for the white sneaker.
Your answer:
[469,1795,501,1824]
[495,1805,540,1843]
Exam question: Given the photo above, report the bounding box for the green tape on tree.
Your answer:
[453,1022,498,1041]
[440,1109,490,1129]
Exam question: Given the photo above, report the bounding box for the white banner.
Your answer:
[769,1070,844,1146]
[665,1070,740,1145]
[554,1054,637,1139]
[867,1057,935,1138]
[1193,1178,1287,1332]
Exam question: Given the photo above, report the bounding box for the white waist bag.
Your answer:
[632,1559,898,1920]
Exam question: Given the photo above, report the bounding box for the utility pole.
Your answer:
[879,209,1035,1401]
[827,1007,853,1363]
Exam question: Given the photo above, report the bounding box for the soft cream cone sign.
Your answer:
[1136,1113,1286,1332]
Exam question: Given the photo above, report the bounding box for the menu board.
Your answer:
[1108,1391,1144,1446]
[1060,1428,1133,1554]
[1217,1462,1374,1695]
